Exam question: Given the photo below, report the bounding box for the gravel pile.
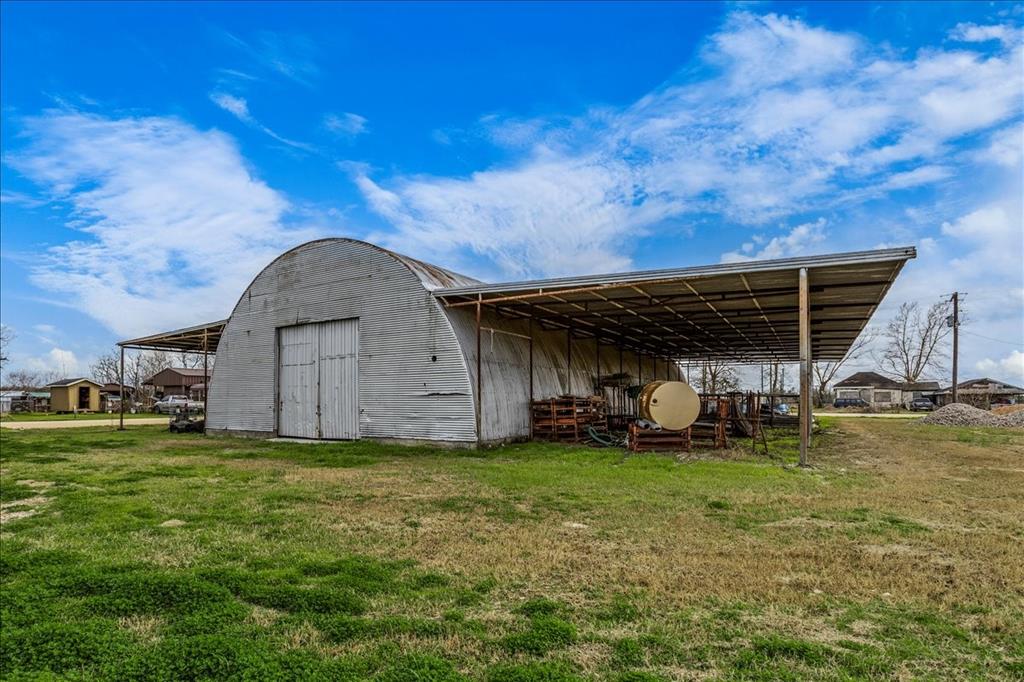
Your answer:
[1002,410,1024,428]
[920,403,1009,427]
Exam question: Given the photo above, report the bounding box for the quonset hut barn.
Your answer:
[119,238,915,455]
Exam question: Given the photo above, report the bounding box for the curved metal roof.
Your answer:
[119,241,915,363]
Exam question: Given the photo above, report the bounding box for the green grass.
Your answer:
[1,422,1021,680]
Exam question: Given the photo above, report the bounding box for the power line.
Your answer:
[961,330,1024,347]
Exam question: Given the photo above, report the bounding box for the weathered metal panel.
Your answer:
[445,307,667,442]
[207,239,476,442]
[278,324,318,439]
[318,318,359,440]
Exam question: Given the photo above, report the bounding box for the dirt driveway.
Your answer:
[0,417,169,430]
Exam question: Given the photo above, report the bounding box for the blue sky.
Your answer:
[1,1,1022,385]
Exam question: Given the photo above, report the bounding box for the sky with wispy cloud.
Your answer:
[1,2,1021,385]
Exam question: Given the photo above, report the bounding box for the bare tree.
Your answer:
[879,301,953,383]
[813,331,875,406]
[3,369,60,390]
[0,324,12,367]
[0,324,13,387]
[696,359,740,394]
[91,352,121,385]
[90,348,184,406]
[765,362,789,394]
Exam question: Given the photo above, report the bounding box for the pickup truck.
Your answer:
[152,395,204,415]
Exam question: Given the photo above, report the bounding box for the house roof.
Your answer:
[143,367,209,385]
[904,381,940,391]
[938,377,1024,393]
[161,367,208,377]
[834,371,902,389]
[45,378,102,388]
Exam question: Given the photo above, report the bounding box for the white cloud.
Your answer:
[880,165,952,190]
[975,350,1024,383]
[356,11,1023,277]
[210,92,253,123]
[23,348,83,377]
[974,124,1024,168]
[721,218,828,263]
[949,22,1023,46]
[324,112,368,138]
[219,30,319,86]
[6,110,318,337]
[33,324,56,334]
[210,91,314,152]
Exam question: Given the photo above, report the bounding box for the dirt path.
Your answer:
[0,417,169,430]
[817,412,924,419]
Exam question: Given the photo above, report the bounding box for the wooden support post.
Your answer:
[565,327,572,394]
[528,317,534,440]
[202,330,209,434]
[595,338,600,394]
[799,267,811,467]
[475,296,482,443]
[118,345,125,431]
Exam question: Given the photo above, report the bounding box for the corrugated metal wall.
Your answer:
[207,240,476,442]
[445,307,685,442]
[278,323,318,438]
[318,318,359,440]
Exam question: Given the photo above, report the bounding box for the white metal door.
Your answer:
[318,319,359,439]
[278,324,319,438]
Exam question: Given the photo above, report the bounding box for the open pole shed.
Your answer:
[118,239,915,460]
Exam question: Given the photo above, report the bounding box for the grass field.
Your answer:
[1,420,1022,680]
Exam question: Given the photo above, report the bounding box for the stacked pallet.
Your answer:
[628,422,691,452]
[531,395,607,442]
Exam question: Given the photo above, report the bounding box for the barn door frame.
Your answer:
[276,318,360,440]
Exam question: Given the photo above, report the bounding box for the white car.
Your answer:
[152,395,203,415]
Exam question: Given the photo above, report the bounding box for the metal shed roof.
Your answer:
[435,247,915,363]
[118,319,226,352]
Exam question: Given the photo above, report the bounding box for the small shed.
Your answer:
[144,367,209,398]
[46,378,102,412]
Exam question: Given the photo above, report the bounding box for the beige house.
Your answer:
[46,378,102,413]
[834,372,939,408]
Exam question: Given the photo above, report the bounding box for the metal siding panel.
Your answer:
[319,318,359,440]
[278,324,318,438]
[207,240,476,442]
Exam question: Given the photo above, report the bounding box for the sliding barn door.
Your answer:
[318,319,359,440]
[278,319,359,439]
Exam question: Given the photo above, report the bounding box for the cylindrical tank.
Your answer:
[637,380,700,431]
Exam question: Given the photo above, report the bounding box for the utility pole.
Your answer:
[949,292,962,403]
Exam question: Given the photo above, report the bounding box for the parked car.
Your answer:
[153,395,203,415]
[833,398,869,409]
[909,397,935,411]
